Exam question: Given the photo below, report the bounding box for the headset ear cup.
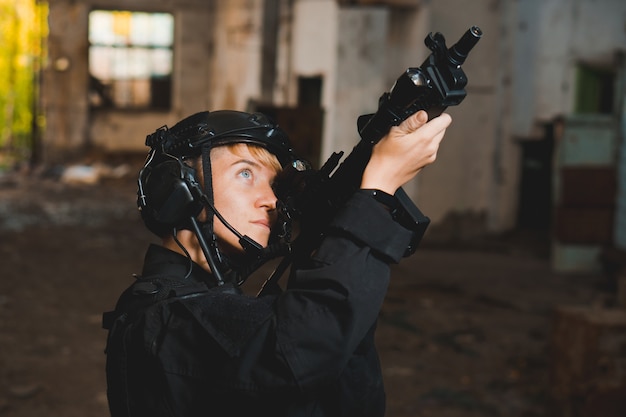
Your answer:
[140,160,204,233]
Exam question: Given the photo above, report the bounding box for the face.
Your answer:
[210,144,280,253]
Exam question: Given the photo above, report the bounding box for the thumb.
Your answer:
[397,110,429,134]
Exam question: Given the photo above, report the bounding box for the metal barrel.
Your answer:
[448,26,482,66]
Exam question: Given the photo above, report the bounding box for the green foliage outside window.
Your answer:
[0,0,48,168]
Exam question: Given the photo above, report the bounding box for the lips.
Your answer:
[251,219,270,229]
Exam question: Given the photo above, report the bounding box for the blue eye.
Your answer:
[240,169,252,179]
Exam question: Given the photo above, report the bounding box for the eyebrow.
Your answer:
[230,159,261,169]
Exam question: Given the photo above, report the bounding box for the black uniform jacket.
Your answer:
[103,191,413,417]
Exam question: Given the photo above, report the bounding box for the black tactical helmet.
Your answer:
[145,110,295,167]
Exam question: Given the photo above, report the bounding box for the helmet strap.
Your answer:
[195,145,231,284]
[195,143,292,286]
[201,145,214,207]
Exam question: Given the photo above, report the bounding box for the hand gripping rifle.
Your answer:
[261,26,482,292]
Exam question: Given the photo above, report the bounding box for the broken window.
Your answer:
[88,10,173,110]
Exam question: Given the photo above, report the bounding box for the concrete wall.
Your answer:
[412,1,503,230]
[44,1,91,162]
[44,0,218,157]
[208,0,265,111]
[513,0,626,137]
[418,0,626,233]
[514,0,626,268]
[41,0,626,241]
[42,0,504,230]
[290,0,340,155]
[331,7,389,155]
[617,57,626,251]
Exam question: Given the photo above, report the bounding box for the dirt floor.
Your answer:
[0,163,618,417]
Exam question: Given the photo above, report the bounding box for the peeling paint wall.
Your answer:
[419,0,626,234]
[513,0,626,137]
[41,0,626,239]
[45,0,217,157]
[209,0,265,111]
[291,0,340,154]
[412,0,502,229]
[331,7,389,155]
[44,1,91,162]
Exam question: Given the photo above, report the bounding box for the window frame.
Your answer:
[87,8,175,112]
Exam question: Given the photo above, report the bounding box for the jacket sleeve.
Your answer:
[274,190,413,389]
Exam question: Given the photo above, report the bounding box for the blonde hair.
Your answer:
[223,143,282,173]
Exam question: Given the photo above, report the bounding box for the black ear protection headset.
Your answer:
[137,151,203,235]
[137,110,302,286]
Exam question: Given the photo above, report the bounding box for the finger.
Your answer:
[397,110,428,133]
[431,112,452,129]
[416,112,452,139]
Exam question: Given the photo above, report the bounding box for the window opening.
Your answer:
[574,64,615,114]
[88,10,174,110]
[297,76,322,107]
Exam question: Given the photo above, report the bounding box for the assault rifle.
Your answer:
[262,26,482,290]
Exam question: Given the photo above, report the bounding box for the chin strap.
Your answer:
[189,216,226,286]
[189,199,293,287]
[231,199,294,285]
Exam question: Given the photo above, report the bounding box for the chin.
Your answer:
[248,233,270,248]
[220,238,268,256]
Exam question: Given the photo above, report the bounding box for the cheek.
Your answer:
[212,186,246,226]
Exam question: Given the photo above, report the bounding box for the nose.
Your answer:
[256,182,277,212]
